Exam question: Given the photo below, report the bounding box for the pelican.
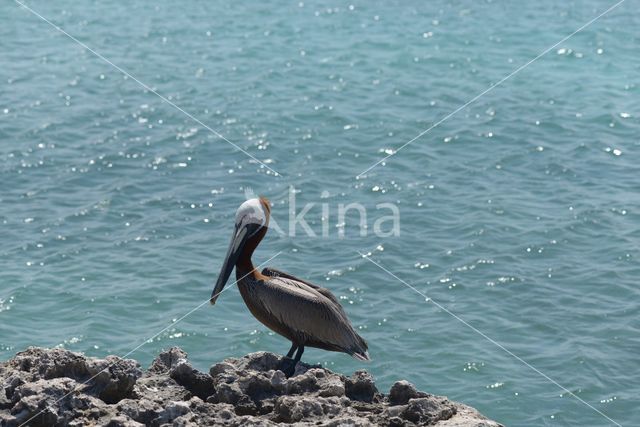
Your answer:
[210,197,369,376]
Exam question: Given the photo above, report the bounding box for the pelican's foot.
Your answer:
[278,357,297,378]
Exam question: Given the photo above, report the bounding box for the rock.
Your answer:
[389,380,428,405]
[209,361,236,377]
[104,415,144,427]
[210,381,243,405]
[117,397,161,425]
[156,400,191,423]
[148,346,187,374]
[169,359,215,400]
[0,347,503,426]
[345,369,379,402]
[274,395,324,422]
[1,347,141,406]
[85,356,141,403]
[403,396,457,424]
[284,368,320,394]
[319,375,346,398]
[436,403,504,427]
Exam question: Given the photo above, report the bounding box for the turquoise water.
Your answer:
[2,1,639,425]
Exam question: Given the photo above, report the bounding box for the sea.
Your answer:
[1,1,638,426]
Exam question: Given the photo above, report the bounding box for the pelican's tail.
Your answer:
[351,350,371,362]
[349,332,370,361]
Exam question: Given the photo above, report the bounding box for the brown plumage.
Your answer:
[210,197,369,375]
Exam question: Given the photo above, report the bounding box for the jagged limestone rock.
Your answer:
[0,347,503,426]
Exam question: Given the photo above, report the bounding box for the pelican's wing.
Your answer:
[255,269,368,358]
[262,267,343,308]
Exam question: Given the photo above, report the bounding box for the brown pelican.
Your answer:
[210,197,369,376]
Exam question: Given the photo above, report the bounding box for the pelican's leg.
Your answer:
[279,346,305,378]
[293,346,304,364]
[286,342,297,358]
[278,342,298,377]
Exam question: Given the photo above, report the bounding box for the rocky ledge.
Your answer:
[0,347,502,426]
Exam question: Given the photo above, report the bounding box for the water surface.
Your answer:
[1,1,639,425]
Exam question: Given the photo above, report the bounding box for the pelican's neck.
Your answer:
[236,227,267,281]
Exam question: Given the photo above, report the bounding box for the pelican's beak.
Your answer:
[210,223,257,305]
[211,224,247,304]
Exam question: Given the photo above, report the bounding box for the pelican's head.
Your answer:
[210,197,270,304]
[234,197,270,231]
